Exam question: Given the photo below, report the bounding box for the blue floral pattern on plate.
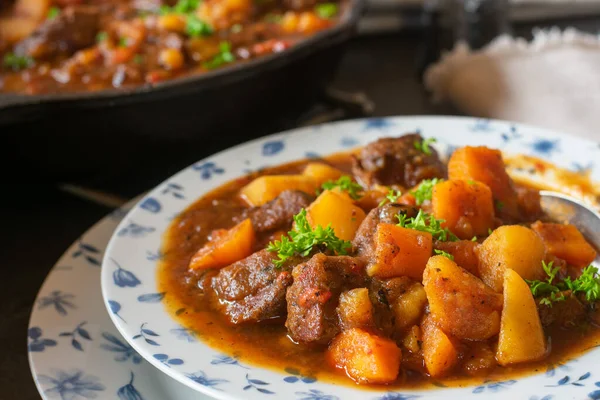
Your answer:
[30,117,600,400]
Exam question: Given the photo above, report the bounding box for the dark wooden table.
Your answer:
[2,18,597,397]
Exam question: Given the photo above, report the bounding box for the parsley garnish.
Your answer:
[133,54,144,64]
[47,6,60,19]
[434,249,454,261]
[495,200,505,210]
[397,209,459,242]
[414,137,437,155]
[526,262,600,306]
[161,0,200,14]
[378,188,402,207]
[315,3,338,18]
[488,228,493,235]
[411,178,442,205]
[266,209,352,267]
[471,236,478,242]
[3,53,33,71]
[186,15,213,37]
[118,37,129,47]
[321,176,363,200]
[96,31,108,42]
[203,42,235,69]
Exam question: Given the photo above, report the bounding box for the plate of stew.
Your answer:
[0,0,345,94]
[101,116,600,400]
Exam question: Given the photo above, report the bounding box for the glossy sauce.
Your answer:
[157,151,600,390]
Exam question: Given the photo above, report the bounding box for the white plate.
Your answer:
[28,204,213,400]
[101,116,600,400]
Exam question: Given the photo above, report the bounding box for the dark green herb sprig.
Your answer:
[434,249,454,261]
[526,261,600,306]
[160,0,200,14]
[378,188,402,207]
[321,175,363,200]
[397,209,459,242]
[315,3,338,18]
[203,42,235,69]
[3,53,33,71]
[267,209,352,267]
[414,137,437,155]
[47,6,60,19]
[186,15,213,37]
[411,178,442,205]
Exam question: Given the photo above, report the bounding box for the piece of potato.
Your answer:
[477,225,546,292]
[302,163,344,186]
[0,17,39,43]
[326,328,402,384]
[240,175,317,206]
[448,146,519,219]
[433,240,480,276]
[402,325,422,353]
[421,314,459,378]
[423,255,503,340]
[337,288,374,330]
[432,179,495,239]
[189,219,255,270]
[14,0,51,20]
[367,223,432,279]
[306,190,366,241]
[392,282,428,331]
[496,269,546,366]
[531,221,597,268]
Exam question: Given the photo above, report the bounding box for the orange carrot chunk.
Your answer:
[189,218,255,270]
[531,221,597,268]
[367,223,433,279]
[432,179,495,240]
[326,328,402,384]
[448,146,519,219]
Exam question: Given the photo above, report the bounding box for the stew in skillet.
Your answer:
[0,0,341,94]
[159,133,600,388]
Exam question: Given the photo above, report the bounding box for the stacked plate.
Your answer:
[28,116,600,400]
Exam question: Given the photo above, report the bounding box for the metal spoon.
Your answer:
[540,190,600,255]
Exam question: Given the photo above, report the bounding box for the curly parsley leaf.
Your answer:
[203,42,235,69]
[321,175,363,200]
[3,53,33,71]
[315,3,338,18]
[411,178,442,205]
[434,249,454,261]
[267,209,352,267]
[378,188,402,207]
[414,137,437,155]
[397,209,458,242]
[526,262,600,306]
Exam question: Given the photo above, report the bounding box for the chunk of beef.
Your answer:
[353,203,419,259]
[281,0,317,10]
[286,253,366,344]
[369,276,415,337]
[352,133,445,189]
[537,291,586,328]
[14,6,100,59]
[516,186,544,222]
[238,190,314,233]
[211,249,296,324]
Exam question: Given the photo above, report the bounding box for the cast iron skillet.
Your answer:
[1,0,363,182]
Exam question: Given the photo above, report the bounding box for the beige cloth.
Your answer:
[424,28,600,141]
